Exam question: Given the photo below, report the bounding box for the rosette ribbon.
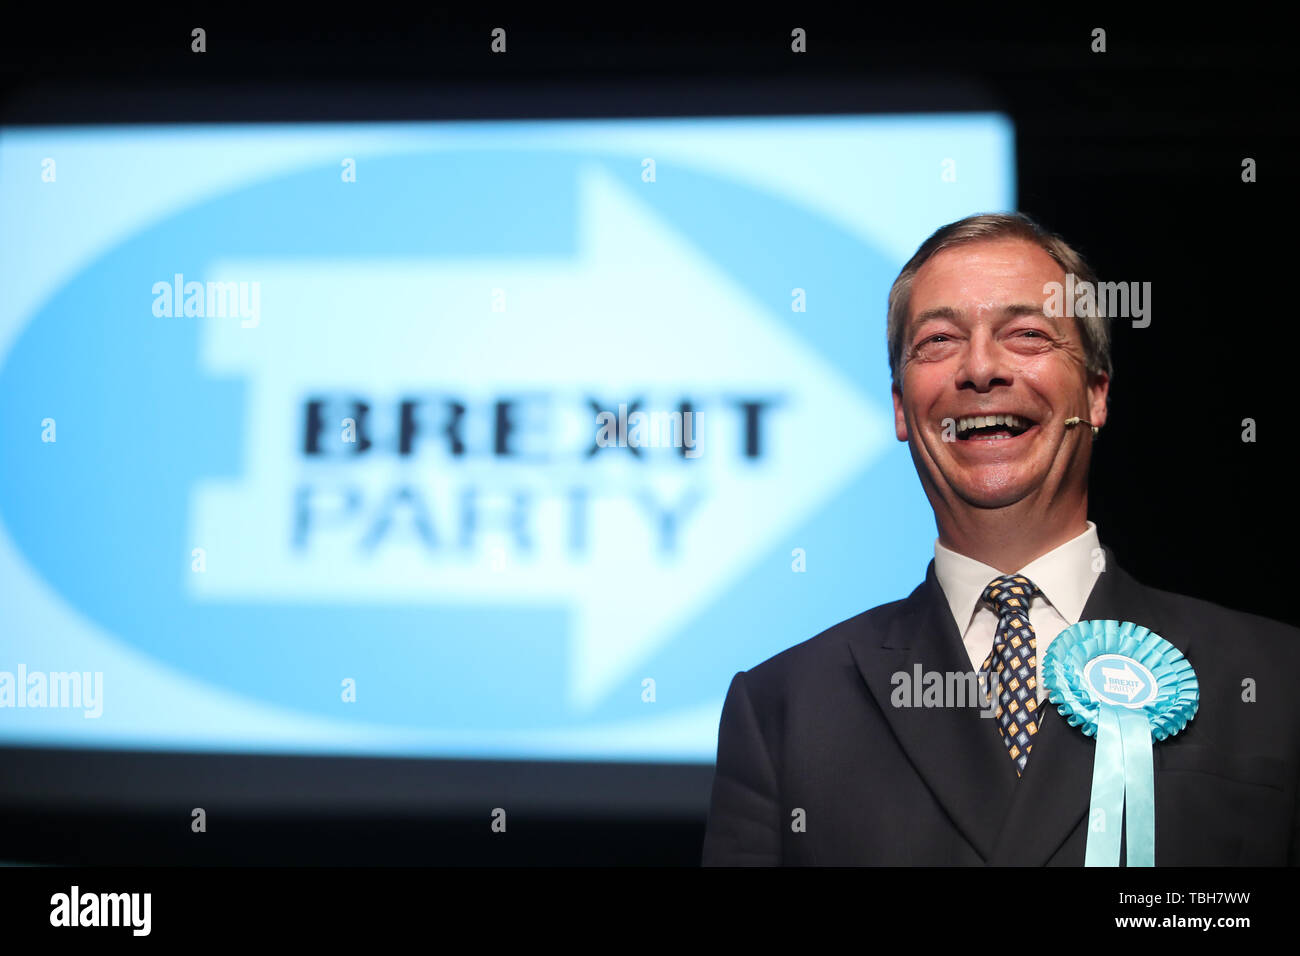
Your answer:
[1042,620,1198,867]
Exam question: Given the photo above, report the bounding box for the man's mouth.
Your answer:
[953,413,1036,441]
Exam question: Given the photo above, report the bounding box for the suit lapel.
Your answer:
[849,560,1017,861]
[989,545,1187,864]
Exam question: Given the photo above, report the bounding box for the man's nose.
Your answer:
[958,329,1011,391]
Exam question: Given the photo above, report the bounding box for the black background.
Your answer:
[1,9,1295,865]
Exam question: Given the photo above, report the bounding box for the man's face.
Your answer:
[892,238,1109,512]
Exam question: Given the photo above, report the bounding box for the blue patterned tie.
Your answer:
[979,574,1043,776]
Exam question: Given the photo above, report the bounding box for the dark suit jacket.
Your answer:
[702,546,1300,865]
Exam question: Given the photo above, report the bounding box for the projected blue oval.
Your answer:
[0,131,978,752]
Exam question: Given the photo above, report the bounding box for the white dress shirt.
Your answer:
[933,521,1102,704]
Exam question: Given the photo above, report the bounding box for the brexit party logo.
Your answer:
[0,146,909,742]
[1085,654,1157,708]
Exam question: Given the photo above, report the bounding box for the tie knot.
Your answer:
[981,574,1041,617]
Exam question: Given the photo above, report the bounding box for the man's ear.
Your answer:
[892,382,909,442]
[1087,371,1110,429]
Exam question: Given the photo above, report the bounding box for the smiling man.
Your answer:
[701,212,1300,866]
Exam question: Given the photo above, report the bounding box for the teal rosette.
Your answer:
[1042,620,1199,867]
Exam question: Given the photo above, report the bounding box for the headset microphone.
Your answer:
[1063,417,1100,437]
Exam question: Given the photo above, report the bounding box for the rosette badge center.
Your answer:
[1084,655,1158,708]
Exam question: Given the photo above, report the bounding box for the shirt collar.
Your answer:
[933,521,1102,635]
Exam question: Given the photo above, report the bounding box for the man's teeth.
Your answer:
[955,414,1030,436]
